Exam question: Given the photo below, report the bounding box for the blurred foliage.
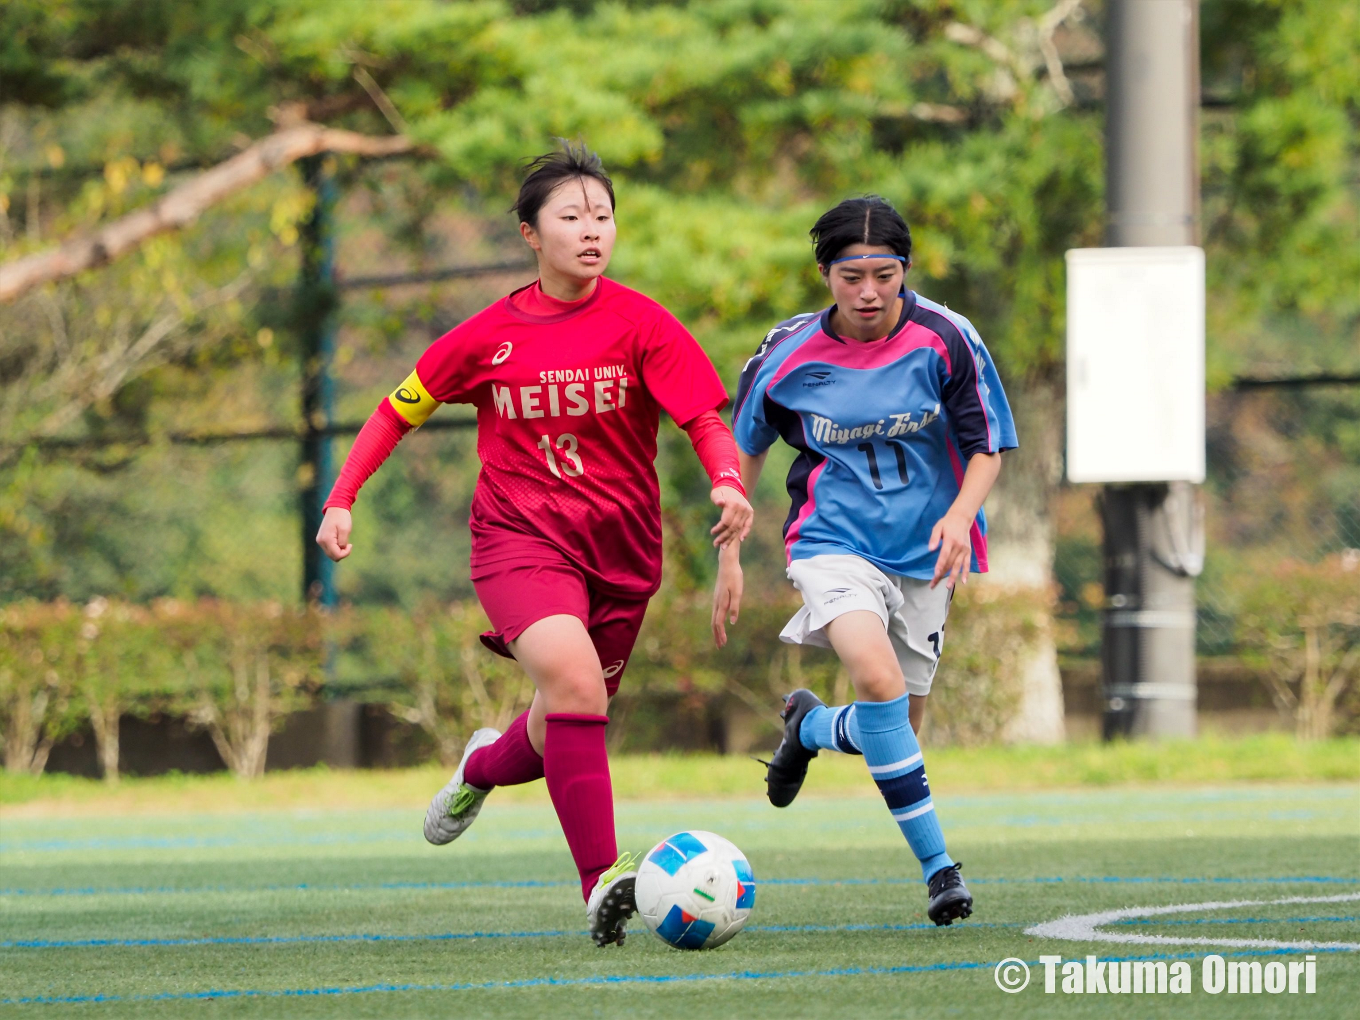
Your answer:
[1235,552,1360,740]
[155,598,323,777]
[1053,386,1360,661]
[1,586,1055,776]
[335,600,533,766]
[76,596,167,781]
[0,600,83,774]
[619,582,1042,750]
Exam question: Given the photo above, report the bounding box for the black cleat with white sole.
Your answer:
[764,689,825,808]
[927,862,973,926]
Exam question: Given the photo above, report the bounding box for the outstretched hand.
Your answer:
[928,508,973,589]
[709,485,754,548]
[316,506,354,562]
[711,545,744,648]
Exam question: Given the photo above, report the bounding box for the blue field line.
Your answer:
[0,921,1022,951]
[0,929,572,950]
[7,915,1354,952]
[970,875,1360,886]
[3,874,1356,899]
[0,832,421,853]
[762,875,1360,887]
[6,790,1355,853]
[7,801,1353,852]
[0,878,577,897]
[4,948,1355,1007]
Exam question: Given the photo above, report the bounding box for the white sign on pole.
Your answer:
[1065,246,1205,484]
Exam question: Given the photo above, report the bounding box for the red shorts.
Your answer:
[471,529,650,697]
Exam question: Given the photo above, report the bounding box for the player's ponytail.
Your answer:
[512,140,616,228]
[810,196,912,271]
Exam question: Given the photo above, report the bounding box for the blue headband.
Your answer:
[827,253,907,266]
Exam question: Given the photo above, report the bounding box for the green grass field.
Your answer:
[2,744,1358,1018]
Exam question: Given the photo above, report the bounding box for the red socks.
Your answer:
[461,710,617,902]
[463,712,543,790]
[543,713,617,900]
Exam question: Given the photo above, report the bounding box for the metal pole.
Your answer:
[1101,0,1201,738]
[297,155,338,608]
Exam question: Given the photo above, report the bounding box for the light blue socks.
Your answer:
[801,695,953,881]
[799,704,860,754]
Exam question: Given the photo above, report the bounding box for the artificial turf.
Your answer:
[1,778,1357,1018]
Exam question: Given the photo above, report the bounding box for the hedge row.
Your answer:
[4,556,1354,780]
[2,587,1046,781]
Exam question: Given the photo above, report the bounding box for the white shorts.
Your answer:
[780,553,952,697]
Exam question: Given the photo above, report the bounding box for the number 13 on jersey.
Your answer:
[537,434,584,478]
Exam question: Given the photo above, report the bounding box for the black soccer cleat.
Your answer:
[927,862,973,926]
[764,689,825,808]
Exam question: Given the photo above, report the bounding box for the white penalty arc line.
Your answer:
[1025,892,1360,952]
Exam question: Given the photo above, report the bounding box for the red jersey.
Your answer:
[396,277,728,596]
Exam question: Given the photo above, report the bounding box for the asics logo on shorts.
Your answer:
[602,659,626,679]
[492,342,513,365]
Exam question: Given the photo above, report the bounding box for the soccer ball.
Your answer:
[635,830,755,950]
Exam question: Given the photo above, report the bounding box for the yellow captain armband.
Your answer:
[387,369,440,428]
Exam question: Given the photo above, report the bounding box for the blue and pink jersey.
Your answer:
[732,291,1017,579]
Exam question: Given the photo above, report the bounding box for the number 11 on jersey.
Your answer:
[537,434,584,478]
[856,439,910,490]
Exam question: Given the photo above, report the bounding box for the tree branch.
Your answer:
[945,1,1086,111]
[1036,0,1084,107]
[909,102,970,124]
[0,124,414,303]
[32,272,252,436]
[945,21,1019,69]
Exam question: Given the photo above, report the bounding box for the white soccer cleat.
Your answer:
[423,727,502,846]
[586,851,640,946]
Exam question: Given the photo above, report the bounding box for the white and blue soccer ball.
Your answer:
[635,830,755,950]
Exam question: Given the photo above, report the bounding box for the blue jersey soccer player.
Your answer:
[718,195,1017,925]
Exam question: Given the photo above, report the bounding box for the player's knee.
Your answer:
[542,669,608,714]
[851,665,907,703]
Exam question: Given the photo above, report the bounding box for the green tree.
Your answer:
[0,600,83,774]
[77,597,170,782]
[2,0,1355,746]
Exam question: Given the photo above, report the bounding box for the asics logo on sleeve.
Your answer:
[393,388,420,404]
[492,341,513,365]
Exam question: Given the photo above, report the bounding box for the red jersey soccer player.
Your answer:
[315,144,752,947]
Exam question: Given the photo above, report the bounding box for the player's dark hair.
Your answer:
[512,140,615,228]
[809,195,912,270]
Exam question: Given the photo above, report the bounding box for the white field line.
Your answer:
[1026,893,1360,951]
